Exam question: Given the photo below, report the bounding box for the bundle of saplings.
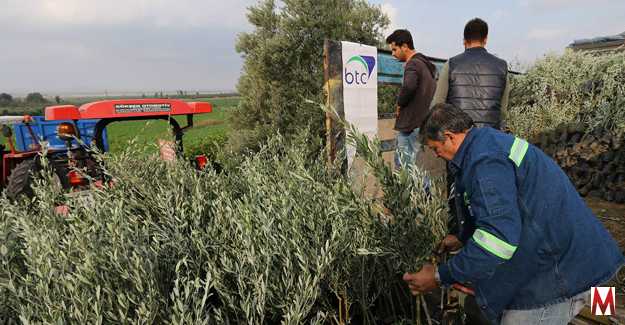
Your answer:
[507,51,625,202]
[0,130,446,324]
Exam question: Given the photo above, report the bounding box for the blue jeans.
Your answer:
[500,291,588,325]
[394,129,421,169]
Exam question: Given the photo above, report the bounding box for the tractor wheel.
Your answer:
[6,159,65,200]
[6,159,40,200]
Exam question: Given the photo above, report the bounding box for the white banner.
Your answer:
[341,41,378,168]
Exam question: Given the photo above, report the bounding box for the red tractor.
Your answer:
[1,99,212,199]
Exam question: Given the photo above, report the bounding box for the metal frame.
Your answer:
[93,114,194,153]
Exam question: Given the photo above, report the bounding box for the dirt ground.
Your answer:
[586,197,625,250]
[585,197,625,307]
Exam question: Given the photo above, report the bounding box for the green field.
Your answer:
[1,97,239,153]
[105,97,238,153]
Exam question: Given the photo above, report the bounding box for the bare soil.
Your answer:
[585,197,625,313]
[586,197,625,251]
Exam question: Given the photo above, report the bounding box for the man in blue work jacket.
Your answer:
[403,103,624,324]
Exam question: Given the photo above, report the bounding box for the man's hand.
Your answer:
[437,234,463,254]
[395,105,401,118]
[402,264,438,295]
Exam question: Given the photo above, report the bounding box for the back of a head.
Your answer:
[419,103,474,142]
[464,18,488,42]
[386,29,414,50]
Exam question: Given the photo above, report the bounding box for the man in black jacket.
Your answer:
[431,18,510,129]
[386,29,437,169]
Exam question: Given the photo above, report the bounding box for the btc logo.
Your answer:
[344,55,376,86]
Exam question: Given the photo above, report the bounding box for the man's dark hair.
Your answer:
[419,103,474,142]
[386,29,414,50]
[464,18,488,42]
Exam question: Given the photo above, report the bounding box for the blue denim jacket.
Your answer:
[437,127,624,323]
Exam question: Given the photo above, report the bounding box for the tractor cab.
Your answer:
[45,98,212,154]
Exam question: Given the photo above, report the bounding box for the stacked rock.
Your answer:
[529,124,625,203]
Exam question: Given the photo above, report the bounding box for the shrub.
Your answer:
[507,51,625,138]
[378,84,400,115]
[25,92,47,104]
[183,133,227,160]
[0,127,446,323]
[0,93,13,106]
[231,0,389,152]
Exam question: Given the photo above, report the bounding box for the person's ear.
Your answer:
[463,39,469,49]
[445,131,464,146]
[443,131,455,142]
[482,37,488,47]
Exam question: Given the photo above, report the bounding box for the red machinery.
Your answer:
[1,99,212,199]
[45,99,212,152]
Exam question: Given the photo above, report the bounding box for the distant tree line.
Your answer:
[0,92,53,106]
[0,92,58,116]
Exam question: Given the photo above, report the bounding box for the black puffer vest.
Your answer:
[447,47,507,129]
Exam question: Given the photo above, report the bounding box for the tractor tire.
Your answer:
[6,159,65,200]
[6,159,40,200]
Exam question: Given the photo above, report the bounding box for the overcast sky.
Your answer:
[1,0,623,96]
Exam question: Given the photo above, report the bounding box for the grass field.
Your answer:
[0,96,239,153]
[105,97,238,153]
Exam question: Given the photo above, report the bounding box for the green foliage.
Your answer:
[25,92,46,104]
[183,133,227,163]
[232,0,389,152]
[194,96,241,109]
[0,106,43,116]
[507,51,625,138]
[0,126,446,323]
[0,93,45,116]
[105,99,236,154]
[0,93,13,106]
[378,84,400,115]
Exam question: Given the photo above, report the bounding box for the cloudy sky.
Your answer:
[1,0,623,96]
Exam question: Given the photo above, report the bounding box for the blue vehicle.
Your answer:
[12,116,109,152]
